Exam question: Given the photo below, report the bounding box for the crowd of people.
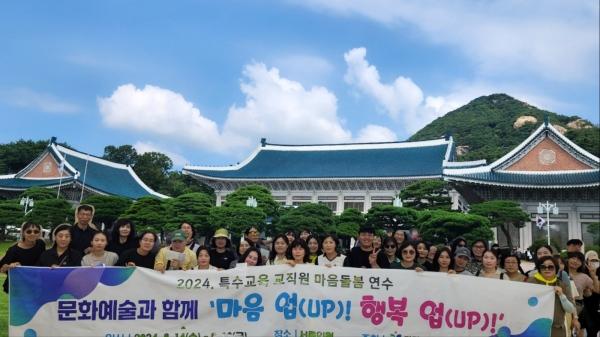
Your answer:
[0,204,598,336]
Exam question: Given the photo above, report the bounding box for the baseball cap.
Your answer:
[171,230,186,242]
[454,247,472,261]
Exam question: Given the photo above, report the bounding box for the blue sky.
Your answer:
[1,1,598,168]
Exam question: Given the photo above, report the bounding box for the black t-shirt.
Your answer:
[107,239,137,257]
[343,246,390,268]
[70,224,98,253]
[37,248,83,267]
[116,248,156,269]
[0,239,46,293]
[209,249,237,270]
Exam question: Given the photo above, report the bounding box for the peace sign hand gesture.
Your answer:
[369,249,380,268]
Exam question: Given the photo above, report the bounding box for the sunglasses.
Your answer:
[540,265,555,271]
[402,250,416,255]
[25,230,40,234]
[385,245,396,249]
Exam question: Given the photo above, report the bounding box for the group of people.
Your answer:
[0,204,599,337]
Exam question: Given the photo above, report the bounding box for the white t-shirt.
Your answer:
[317,254,346,267]
[82,251,119,266]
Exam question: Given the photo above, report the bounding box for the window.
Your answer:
[532,221,569,248]
[292,196,312,206]
[581,222,599,247]
[318,196,338,212]
[272,196,287,206]
[370,196,393,208]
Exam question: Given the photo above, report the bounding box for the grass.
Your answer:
[0,241,15,337]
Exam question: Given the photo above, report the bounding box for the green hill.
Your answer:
[409,93,599,162]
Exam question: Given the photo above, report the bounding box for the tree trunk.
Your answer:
[500,224,513,249]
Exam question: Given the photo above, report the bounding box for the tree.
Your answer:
[81,195,133,229]
[223,184,279,219]
[0,140,49,174]
[25,198,73,229]
[0,200,24,240]
[364,205,419,232]
[274,203,335,235]
[19,187,58,201]
[159,172,216,198]
[566,128,600,158]
[417,210,493,245]
[121,197,168,232]
[469,200,529,249]
[336,208,364,239]
[102,145,138,166]
[165,193,213,235]
[208,205,267,240]
[132,152,173,192]
[400,180,451,210]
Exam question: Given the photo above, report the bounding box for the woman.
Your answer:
[466,239,487,274]
[528,256,575,337]
[306,235,321,264]
[372,235,382,251]
[476,250,506,279]
[237,240,250,263]
[107,219,137,257]
[316,234,345,267]
[240,247,263,267]
[392,241,424,271]
[38,224,83,267]
[393,230,406,247]
[116,231,157,269]
[0,222,46,293]
[501,254,527,282]
[567,252,596,315]
[287,239,310,266]
[582,250,600,337]
[382,237,400,266]
[181,222,200,254]
[427,245,438,266]
[196,246,218,270]
[431,247,454,273]
[416,241,429,266]
[82,232,119,266]
[268,235,290,265]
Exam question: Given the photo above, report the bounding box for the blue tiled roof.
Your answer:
[0,177,74,189]
[185,141,450,179]
[445,170,600,188]
[59,149,164,199]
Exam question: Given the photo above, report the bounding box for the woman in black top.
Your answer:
[107,219,137,257]
[0,222,46,293]
[38,224,82,267]
[116,231,157,269]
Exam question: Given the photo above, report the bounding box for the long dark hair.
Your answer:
[431,247,455,271]
[240,247,263,266]
[269,234,289,263]
[111,219,136,244]
[287,239,310,263]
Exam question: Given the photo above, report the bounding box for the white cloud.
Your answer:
[344,47,445,134]
[294,0,599,83]
[271,54,334,86]
[355,124,397,143]
[0,88,80,114]
[222,62,352,148]
[98,84,224,151]
[133,141,189,167]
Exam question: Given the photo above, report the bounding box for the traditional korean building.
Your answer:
[183,137,465,213]
[0,138,167,201]
[444,121,599,250]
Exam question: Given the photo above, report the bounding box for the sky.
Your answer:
[1,1,598,168]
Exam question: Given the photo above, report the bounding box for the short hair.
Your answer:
[534,244,554,262]
[20,222,41,241]
[196,245,210,259]
[77,204,94,213]
[535,255,558,273]
[382,237,398,249]
[92,231,108,241]
[500,254,526,275]
[241,247,263,266]
[287,239,310,263]
[566,239,583,246]
[137,231,158,246]
[320,234,340,252]
[398,241,418,261]
[471,239,488,250]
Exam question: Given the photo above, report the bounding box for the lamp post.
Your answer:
[246,196,258,208]
[20,196,34,215]
[393,196,403,208]
[537,201,559,245]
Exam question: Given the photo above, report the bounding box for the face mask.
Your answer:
[591,261,600,270]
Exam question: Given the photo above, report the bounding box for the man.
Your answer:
[453,247,473,275]
[209,228,237,269]
[244,226,269,263]
[343,225,390,268]
[566,239,584,253]
[154,230,197,272]
[70,204,98,254]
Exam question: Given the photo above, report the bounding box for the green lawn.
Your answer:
[0,241,15,337]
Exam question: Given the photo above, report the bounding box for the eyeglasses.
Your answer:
[384,245,396,249]
[540,264,555,271]
[25,230,40,234]
[402,250,416,255]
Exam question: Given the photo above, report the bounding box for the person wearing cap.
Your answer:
[566,239,584,253]
[209,228,237,270]
[453,247,473,276]
[343,225,390,269]
[582,250,599,337]
[154,230,197,272]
